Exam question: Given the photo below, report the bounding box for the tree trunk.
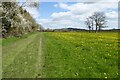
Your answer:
[89,26,91,33]
[98,26,101,32]
[95,24,97,33]
[92,26,93,32]
[89,28,90,32]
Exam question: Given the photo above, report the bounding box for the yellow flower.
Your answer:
[104,73,106,75]
[105,77,107,79]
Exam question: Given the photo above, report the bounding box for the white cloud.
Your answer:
[83,0,119,2]
[23,7,40,19]
[99,0,119,2]
[57,2,117,15]
[54,4,58,7]
[38,18,84,29]
[106,20,118,29]
[51,2,118,25]
[58,3,94,15]
[106,11,118,19]
[51,12,72,21]
[59,3,69,9]
[41,1,118,29]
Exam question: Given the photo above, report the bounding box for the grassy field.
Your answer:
[2,32,119,78]
[2,32,43,78]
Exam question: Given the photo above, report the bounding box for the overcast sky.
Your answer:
[23,0,119,29]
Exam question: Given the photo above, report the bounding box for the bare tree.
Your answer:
[85,12,107,33]
[91,12,107,32]
[85,18,91,32]
[89,16,94,32]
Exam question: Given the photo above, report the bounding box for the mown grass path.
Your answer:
[2,32,43,78]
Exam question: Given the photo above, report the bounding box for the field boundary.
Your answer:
[35,32,43,78]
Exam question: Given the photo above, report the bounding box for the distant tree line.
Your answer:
[85,12,107,32]
[1,2,41,38]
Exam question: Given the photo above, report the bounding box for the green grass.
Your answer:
[0,38,2,79]
[2,32,42,78]
[2,32,119,78]
[0,39,2,45]
[2,32,36,46]
[42,32,118,78]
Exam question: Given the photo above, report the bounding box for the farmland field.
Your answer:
[2,32,119,78]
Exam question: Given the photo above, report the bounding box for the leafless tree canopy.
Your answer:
[85,12,107,32]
